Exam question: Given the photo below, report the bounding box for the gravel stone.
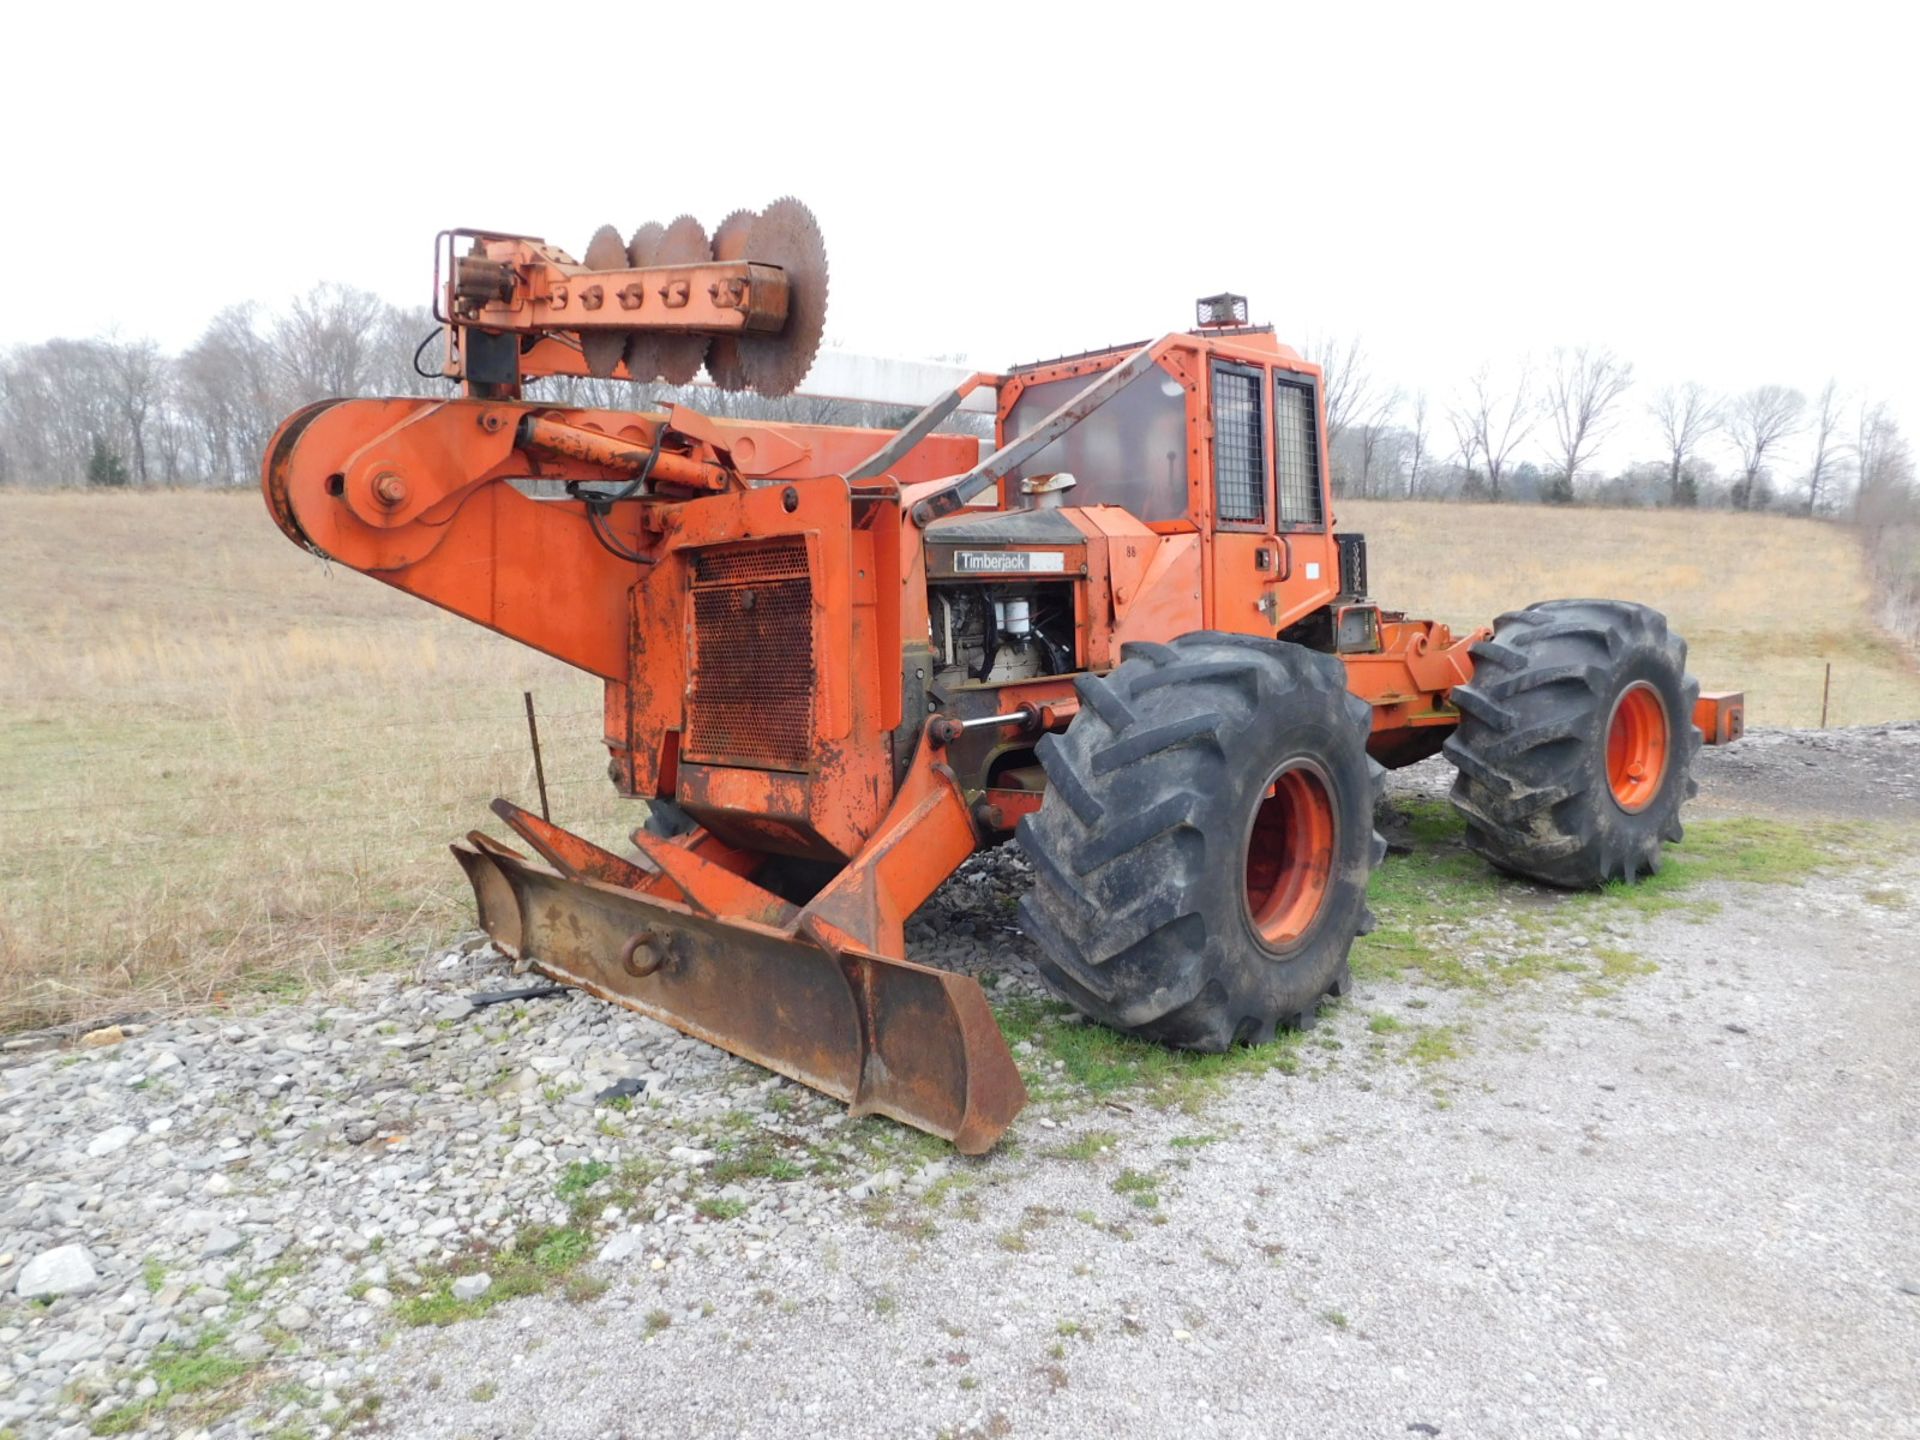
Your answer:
[85,1125,138,1158]
[0,729,1910,1440]
[15,1246,98,1300]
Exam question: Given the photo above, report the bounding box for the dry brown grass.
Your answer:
[1343,500,1920,728]
[0,491,630,1030]
[4,491,1915,1030]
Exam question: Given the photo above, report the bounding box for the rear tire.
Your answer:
[1016,633,1383,1052]
[1443,600,1700,888]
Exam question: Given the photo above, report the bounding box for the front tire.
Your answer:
[1443,600,1700,888]
[1016,633,1383,1052]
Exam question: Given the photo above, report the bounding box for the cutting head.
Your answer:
[703,208,757,391]
[652,215,713,386]
[579,224,629,380]
[620,222,667,383]
[737,197,829,397]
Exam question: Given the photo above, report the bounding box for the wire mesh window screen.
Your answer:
[1212,364,1266,525]
[1274,376,1323,528]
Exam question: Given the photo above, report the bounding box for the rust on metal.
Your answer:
[451,838,1026,1153]
[262,203,1736,1156]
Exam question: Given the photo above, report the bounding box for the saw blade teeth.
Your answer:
[737,196,828,397]
[705,209,758,391]
[621,222,668,383]
[711,209,756,260]
[579,224,631,379]
[583,224,626,271]
[625,221,665,268]
[654,216,713,387]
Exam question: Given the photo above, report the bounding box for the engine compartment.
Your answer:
[929,581,1077,694]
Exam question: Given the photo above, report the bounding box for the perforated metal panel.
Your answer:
[1212,363,1266,526]
[685,539,815,771]
[1275,375,1323,528]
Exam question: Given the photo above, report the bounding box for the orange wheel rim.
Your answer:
[1606,682,1670,813]
[1244,760,1337,950]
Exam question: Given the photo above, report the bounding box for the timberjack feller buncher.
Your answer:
[262,201,1745,1152]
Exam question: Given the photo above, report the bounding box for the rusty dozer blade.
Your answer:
[451,838,1027,1154]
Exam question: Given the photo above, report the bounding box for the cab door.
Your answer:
[1205,359,1340,639]
[1268,366,1340,627]
[1205,359,1281,638]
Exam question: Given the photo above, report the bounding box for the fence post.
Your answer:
[523,691,551,820]
[1819,663,1831,729]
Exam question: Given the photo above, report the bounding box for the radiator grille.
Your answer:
[684,540,815,771]
[693,537,809,583]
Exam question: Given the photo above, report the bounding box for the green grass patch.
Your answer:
[91,1331,257,1435]
[709,1136,809,1185]
[996,998,1302,1111]
[394,1223,595,1327]
[695,1197,748,1222]
[1110,1168,1161,1209]
[1168,1132,1224,1150]
[1046,1130,1118,1161]
[228,1256,303,1308]
[1580,946,1659,997]
[1405,1024,1464,1066]
[555,1159,613,1210]
[1357,801,1897,998]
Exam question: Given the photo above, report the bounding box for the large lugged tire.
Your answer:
[1016,633,1383,1052]
[1443,600,1700,888]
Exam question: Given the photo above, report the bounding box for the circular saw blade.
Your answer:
[620,222,667,383]
[703,208,757,391]
[579,224,629,380]
[653,214,712,386]
[737,197,828,397]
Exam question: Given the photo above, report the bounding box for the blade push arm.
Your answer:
[262,397,728,679]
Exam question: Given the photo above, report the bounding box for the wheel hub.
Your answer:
[1244,760,1337,950]
[1605,682,1671,812]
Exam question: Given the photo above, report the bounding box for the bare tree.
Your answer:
[1356,421,1386,498]
[1304,334,1374,461]
[101,336,165,486]
[1545,346,1633,497]
[1450,363,1535,501]
[179,305,283,486]
[1853,401,1915,525]
[1725,385,1805,510]
[1403,389,1429,497]
[1801,379,1844,516]
[1445,404,1480,495]
[274,284,388,400]
[1648,382,1719,507]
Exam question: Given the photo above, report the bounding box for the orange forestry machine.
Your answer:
[262,201,1743,1151]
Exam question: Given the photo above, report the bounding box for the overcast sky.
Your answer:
[6,0,1913,475]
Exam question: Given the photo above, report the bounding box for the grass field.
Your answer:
[3,491,1917,1030]
[1342,500,1920,729]
[0,491,622,1030]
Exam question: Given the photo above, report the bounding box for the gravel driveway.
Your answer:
[2,728,1915,1440]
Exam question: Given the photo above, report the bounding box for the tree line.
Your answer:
[0,289,937,493]
[0,288,448,491]
[1310,338,1915,523]
[2,294,1913,541]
